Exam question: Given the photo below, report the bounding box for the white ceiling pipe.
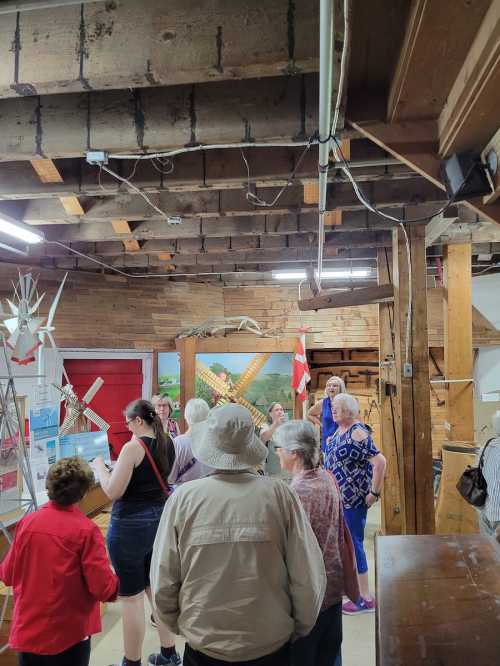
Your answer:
[317,0,335,290]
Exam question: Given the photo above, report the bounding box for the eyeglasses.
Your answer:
[125,418,135,425]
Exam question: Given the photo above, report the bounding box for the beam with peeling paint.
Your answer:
[0,74,321,160]
[0,0,322,99]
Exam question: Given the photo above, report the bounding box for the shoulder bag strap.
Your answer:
[137,438,170,497]
[479,437,495,471]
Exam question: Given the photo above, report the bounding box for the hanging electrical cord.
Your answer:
[329,137,476,367]
[99,163,171,219]
[240,135,315,208]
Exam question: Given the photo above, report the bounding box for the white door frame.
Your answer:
[57,348,153,399]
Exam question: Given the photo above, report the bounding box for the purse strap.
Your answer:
[137,438,170,497]
[478,437,495,471]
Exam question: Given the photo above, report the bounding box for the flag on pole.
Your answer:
[291,334,311,402]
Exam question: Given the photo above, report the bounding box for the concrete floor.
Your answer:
[91,504,380,666]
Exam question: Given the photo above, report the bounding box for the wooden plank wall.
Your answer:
[0,267,224,350]
[224,285,500,348]
[308,348,447,459]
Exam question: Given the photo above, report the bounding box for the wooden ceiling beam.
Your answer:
[298,284,394,311]
[0,0,321,99]
[0,150,413,201]
[387,0,491,122]
[20,179,446,225]
[349,119,500,226]
[0,75,320,161]
[438,0,500,156]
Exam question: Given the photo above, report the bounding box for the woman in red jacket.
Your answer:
[0,456,119,666]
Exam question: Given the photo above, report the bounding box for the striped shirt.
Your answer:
[481,438,500,523]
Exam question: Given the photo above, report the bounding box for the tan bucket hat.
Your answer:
[190,403,268,471]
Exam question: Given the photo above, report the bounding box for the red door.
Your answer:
[63,359,144,459]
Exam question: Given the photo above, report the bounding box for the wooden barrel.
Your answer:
[435,444,480,534]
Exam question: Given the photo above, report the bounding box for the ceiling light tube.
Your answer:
[0,212,44,244]
[273,269,372,281]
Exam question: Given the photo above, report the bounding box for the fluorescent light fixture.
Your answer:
[0,213,44,244]
[273,269,371,280]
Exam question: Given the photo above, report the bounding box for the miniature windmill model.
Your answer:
[37,272,68,384]
[196,353,272,427]
[0,273,45,366]
[52,377,110,435]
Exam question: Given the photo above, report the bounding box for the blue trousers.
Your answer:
[343,505,368,574]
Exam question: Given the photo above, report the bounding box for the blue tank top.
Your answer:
[321,398,338,452]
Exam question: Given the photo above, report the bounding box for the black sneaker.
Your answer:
[147,652,182,665]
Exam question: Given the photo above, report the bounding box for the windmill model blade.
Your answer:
[59,409,81,436]
[46,273,68,328]
[232,353,272,396]
[83,407,110,432]
[83,377,104,404]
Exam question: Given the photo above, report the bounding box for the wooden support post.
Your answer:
[392,224,435,534]
[176,337,197,433]
[443,244,474,442]
[377,248,403,534]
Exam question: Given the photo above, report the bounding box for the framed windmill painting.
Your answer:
[195,353,293,427]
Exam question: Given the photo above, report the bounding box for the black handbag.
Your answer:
[456,438,494,507]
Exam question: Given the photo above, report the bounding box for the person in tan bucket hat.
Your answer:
[150,403,326,666]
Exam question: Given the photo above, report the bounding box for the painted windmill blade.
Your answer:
[196,361,232,396]
[232,353,272,396]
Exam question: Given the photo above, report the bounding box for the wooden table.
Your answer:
[376,534,500,665]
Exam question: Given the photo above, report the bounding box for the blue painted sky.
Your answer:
[197,353,292,375]
[158,352,181,377]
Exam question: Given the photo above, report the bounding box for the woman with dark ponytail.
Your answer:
[92,399,180,666]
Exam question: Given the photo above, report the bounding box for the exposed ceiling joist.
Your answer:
[438,0,500,156]
[349,119,500,226]
[0,75,321,160]
[20,179,446,225]
[0,150,415,202]
[387,0,491,122]
[0,0,321,99]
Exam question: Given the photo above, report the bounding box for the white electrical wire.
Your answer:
[108,140,316,161]
[99,164,170,220]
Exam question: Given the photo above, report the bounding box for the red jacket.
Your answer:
[0,501,118,655]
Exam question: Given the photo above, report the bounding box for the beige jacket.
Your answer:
[151,471,326,662]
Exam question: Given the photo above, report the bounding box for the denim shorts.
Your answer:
[107,503,164,597]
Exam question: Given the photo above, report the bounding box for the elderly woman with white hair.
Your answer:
[168,398,213,485]
[325,392,386,616]
[307,376,346,452]
[274,420,344,666]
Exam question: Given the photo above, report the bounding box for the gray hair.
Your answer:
[274,420,320,469]
[185,398,210,427]
[332,392,360,419]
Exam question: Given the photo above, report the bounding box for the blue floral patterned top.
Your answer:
[324,422,381,509]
